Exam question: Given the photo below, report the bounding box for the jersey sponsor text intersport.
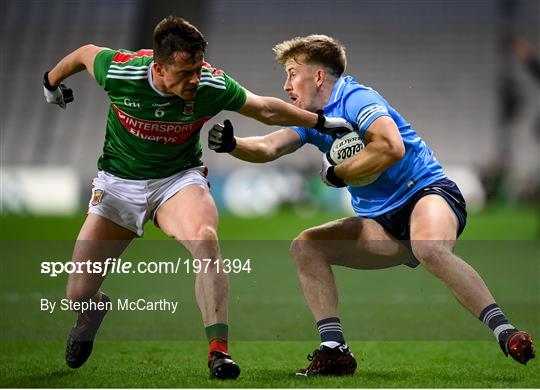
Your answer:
[113,104,210,145]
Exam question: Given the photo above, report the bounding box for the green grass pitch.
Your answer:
[0,204,539,387]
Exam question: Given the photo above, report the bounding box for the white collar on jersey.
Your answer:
[147,61,175,97]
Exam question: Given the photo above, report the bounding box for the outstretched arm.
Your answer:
[232,128,302,162]
[237,91,352,133]
[208,120,302,163]
[46,44,107,86]
[43,44,108,109]
[237,90,317,127]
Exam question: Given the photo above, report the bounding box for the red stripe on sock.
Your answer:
[208,338,228,360]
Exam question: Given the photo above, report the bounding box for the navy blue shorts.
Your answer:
[372,178,467,268]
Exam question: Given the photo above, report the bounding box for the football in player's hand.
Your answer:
[328,132,380,186]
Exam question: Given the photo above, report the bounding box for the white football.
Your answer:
[328,132,380,186]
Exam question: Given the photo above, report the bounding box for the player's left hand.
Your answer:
[43,72,74,109]
[208,119,237,153]
[320,152,347,188]
[314,110,353,138]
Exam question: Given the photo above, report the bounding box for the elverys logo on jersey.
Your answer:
[112,105,210,145]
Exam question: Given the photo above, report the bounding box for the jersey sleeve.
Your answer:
[93,49,117,88]
[220,73,247,111]
[344,90,390,138]
[292,127,333,153]
[291,126,308,145]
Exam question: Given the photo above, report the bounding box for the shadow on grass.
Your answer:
[6,369,75,387]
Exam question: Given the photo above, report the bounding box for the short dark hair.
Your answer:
[153,15,208,64]
[273,35,347,78]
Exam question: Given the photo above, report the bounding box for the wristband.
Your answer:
[315,110,326,129]
[43,71,57,91]
[327,166,347,187]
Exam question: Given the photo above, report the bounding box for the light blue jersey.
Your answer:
[293,76,446,217]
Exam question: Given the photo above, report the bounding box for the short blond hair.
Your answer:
[273,35,347,77]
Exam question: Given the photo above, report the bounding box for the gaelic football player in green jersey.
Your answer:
[42,15,352,379]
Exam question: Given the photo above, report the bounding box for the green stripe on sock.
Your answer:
[205,323,228,341]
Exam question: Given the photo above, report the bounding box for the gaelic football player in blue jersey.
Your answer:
[209,34,535,376]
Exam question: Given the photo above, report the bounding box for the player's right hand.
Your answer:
[43,71,74,109]
[314,110,353,138]
[208,119,237,153]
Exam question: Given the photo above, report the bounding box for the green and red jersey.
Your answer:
[93,49,247,179]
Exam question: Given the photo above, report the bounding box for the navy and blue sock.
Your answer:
[317,317,346,348]
[479,303,515,340]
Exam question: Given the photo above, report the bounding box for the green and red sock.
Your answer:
[205,323,228,360]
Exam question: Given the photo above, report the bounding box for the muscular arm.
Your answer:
[334,116,405,182]
[237,91,319,128]
[231,128,303,163]
[47,44,107,86]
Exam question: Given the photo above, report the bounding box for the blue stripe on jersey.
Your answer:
[292,75,446,217]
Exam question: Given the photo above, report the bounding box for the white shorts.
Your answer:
[88,166,210,236]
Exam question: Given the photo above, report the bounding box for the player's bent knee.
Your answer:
[290,229,317,256]
[193,225,218,242]
[289,237,303,260]
[290,229,335,267]
[295,228,314,241]
[182,225,220,258]
[412,241,453,272]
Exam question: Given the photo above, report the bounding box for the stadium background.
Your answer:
[1,0,539,215]
[1,0,539,387]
